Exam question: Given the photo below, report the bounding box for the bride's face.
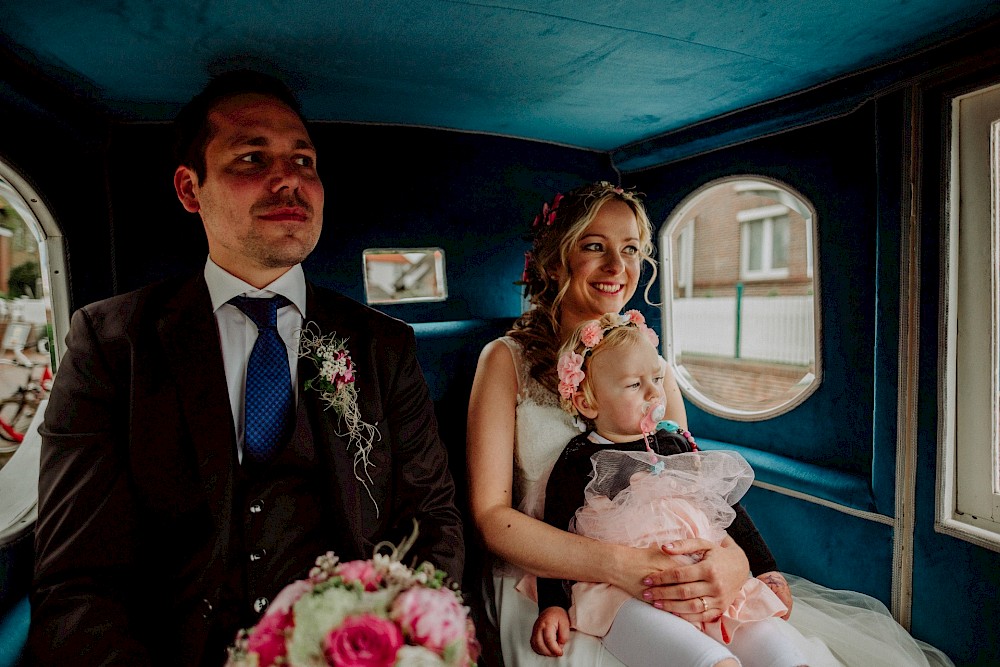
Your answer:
[557,200,642,330]
[585,341,665,443]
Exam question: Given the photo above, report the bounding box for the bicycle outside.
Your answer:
[0,360,52,451]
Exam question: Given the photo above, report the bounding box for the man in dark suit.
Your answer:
[28,70,464,666]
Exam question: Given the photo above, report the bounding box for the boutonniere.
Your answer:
[299,321,382,512]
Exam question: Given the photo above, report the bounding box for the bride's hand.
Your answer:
[638,536,750,623]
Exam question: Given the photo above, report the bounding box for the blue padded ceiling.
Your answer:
[1,0,998,151]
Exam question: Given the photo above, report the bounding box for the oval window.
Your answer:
[660,176,820,420]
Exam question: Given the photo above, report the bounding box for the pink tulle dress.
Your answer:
[568,449,787,644]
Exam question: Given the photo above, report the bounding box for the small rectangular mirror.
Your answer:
[362,248,447,304]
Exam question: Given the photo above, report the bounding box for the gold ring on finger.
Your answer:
[700,596,708,611]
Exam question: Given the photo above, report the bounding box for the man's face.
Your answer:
[174,93,324,287]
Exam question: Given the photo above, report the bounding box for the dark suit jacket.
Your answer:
[27,273,464,665]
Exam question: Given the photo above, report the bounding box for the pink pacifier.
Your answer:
[639,400,665,438]
[639,401,665,457]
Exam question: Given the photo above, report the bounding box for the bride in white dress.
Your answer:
[466,181,953,667]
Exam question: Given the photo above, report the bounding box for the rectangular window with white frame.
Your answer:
[738,204,790,280]
[939,79,1000,551]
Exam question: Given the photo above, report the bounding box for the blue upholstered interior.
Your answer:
[3,1,998,153]
[0,515,33,667]
[3,5,1000,665]
[0,596,29,667]
[412,318,515,481]
[698,440,875,512]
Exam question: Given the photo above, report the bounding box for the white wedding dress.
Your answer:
[489,336,954,667]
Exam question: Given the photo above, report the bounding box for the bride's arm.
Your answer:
[467,340,651,590]
[466,340,613,580]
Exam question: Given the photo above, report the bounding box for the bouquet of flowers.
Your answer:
[226,528,479,667]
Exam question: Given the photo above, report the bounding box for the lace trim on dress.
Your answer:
[498,336,561,408]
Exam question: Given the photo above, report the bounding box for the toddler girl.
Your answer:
[533,311,835,667]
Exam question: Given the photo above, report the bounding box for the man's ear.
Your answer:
[573,392,598,420]
[173,165,201,213]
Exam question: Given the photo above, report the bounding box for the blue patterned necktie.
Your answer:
[230,295,293,464]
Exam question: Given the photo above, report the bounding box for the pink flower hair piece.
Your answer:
[626,310,645,325]
[557,310,661,414]
[532,192,564,228]
[579,321,603,348]
[557,351,585,400]
[639,323,659,347]
[625,309,659,347]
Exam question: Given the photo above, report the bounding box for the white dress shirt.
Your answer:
[204,258,307,462]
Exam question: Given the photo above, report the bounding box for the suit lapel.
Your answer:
[301,286,385,549]
[157,277,236,516]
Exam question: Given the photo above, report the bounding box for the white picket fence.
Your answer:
[671,296,814,365]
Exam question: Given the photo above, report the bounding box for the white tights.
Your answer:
[602,598,809,667]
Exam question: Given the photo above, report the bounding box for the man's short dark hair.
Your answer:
[172,70,306,182]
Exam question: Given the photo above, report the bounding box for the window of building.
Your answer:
[939,79,1000,550]
[659,176,820,420]
[675,223,694,294]
[739,206,790,280]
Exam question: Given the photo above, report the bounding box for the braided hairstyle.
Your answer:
[508,181,658,394]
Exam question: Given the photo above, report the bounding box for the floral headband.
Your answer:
[557,310,660,413]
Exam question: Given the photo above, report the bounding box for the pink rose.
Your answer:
[334,352,355,389]
[267,579,312,617]
[323,614,403,667]
[557,351,586,399]
[558,380,577,400]
[641,323,659,348]
[336,560,383,591]
[465,617,482,664]
[557,351,583,373]
[625,309,645,325]
[245,579,311,666]
[556,352,585,386]
[580,321,603,348]
[339,351,354,371]
[247,606,294,667]
[390,587,468,655]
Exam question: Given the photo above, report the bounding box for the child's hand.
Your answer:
[758,570,793,620]
[530,606,571,657]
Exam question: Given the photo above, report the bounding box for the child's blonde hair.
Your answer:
[556,310,660,419]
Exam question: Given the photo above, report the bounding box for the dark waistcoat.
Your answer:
[198,402,341,667]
